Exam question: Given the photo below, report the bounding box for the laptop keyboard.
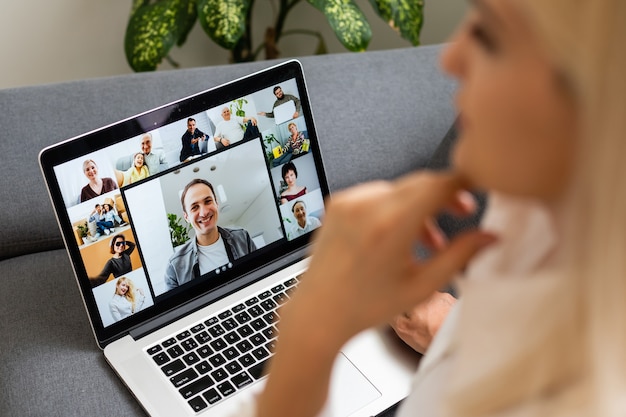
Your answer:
[145,275,301,413]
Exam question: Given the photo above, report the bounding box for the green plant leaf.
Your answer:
[125,0,197,72]
[368,0,424,46]
[178,0,199,46]
[197,0,251,50]
[308,0,371,52]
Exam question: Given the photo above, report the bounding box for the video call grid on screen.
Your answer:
[44,67,328,335]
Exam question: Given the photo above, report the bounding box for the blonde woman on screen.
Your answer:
[109,276,145,322]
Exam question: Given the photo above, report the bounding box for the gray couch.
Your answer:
[0,45,458,416]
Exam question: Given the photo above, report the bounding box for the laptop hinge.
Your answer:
[128,246,309,340]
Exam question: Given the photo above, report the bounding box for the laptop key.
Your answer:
[171,368,199,388]
[273,292,289,305]
[225,361,243,375]
[260,299,277,311]
[152,352,170,366]
[245,296,259,306]
[250,318,266,331]
[232,303,246,313]
[236,340,253,353]
[239,353,255,368]
[188,396,208,412]
[231,371,253,389]
[181,338,198,351]
[221,318,238,330]
[147,345,162,355]
[224,330,241,344]
[179,376,214,399]
[223,347,239,361]
[204,317,218,326]
[263,311,278,324]
[197,345,214,358]
[202,388,222,405]
[195,331,211,345]
[258,290,272,300]
[237,324,253,338]
[252,346,269,361]
[207,324,225,337]
[182,352,200,366]
[195,360,211,375]
[235,311,252,325]
[210,368,229,382]
[266,340,277,353]
[218,310,232,320]
[161,359,185,377]
[248,358,270,380]
[167,345,185,359]
[190,324,205,333]
[209,337,227,351]
[271,284,284,293]
[262,326,277,340]
[176,330,191,340]
[217,381,236,397]
[248,305,265,318]
[162,337,177,347]
[250,333,266,347]
[208,353,226,367]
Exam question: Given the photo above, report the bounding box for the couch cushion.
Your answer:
[0,45,456,260]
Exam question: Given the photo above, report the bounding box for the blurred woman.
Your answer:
[230,0,626,416]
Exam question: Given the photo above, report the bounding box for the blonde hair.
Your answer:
[82,159,97,172]
[115,277,138,313]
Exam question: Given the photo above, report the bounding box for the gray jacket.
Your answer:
[164,227,257,289]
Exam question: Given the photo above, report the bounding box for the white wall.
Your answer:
[1,0,466,89]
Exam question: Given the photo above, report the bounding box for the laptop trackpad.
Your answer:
[319,353,381,416]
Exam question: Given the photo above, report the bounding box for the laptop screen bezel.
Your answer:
[39,60,330,347]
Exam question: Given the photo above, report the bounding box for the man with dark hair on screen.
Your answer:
[179,118,207,162]
[257,86,301,120]
[164,179,257,289]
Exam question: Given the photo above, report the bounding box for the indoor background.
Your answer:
[1,0,467,90]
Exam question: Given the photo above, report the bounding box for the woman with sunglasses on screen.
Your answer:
[91,234,136,287]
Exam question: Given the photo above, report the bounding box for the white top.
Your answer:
[397,192,586,417]
[214,115,245,144]
[226,193,589,417]
[291,216,322,238]
[197,235,229,275]
[109,290,145,322]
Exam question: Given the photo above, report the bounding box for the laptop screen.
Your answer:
[40,60,329,345]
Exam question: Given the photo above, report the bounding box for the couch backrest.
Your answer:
[0,45,456,261]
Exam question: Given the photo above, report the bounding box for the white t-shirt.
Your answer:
[214,116,245,144]
[197,235,229,275]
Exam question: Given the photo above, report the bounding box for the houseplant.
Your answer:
[125,0,424,71]
[167,213,191,247]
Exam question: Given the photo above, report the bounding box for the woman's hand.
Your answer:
[390,291,457,354]
[258,171,495,417]
[296,171,493,340]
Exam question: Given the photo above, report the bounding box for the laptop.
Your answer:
[39,60,420,416]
